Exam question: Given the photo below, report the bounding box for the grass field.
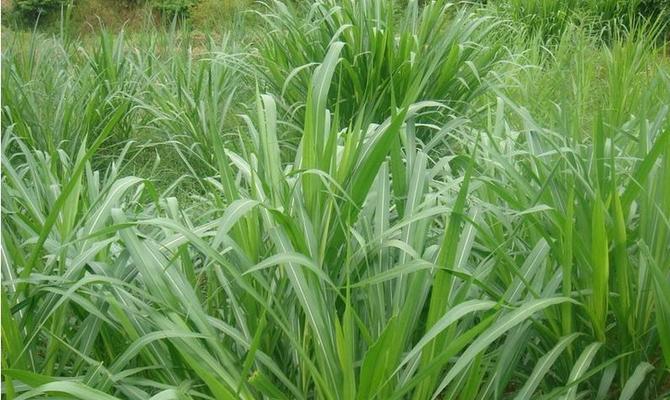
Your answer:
[2,1,670,399]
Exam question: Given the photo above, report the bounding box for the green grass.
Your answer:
[2,1,670,399]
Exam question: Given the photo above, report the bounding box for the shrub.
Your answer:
[152,0,194,17]
[12,0,67,15]
[8,0,70,25]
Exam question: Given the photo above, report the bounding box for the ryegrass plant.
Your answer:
[2,1,670,399]
[257,0,500,130]
[137,34,251,174]
[1,31,134,158]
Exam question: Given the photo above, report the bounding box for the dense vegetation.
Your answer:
[2,1,670,399]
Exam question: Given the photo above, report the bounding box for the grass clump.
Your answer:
[257,0,500,129]
[2,1,670,399]
[485,0,668,43]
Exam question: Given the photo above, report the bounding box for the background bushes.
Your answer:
[4,0,251,31]
[12,0,66,15]
[151,0,194,17]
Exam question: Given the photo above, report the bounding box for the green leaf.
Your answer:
[514,334,580,400]
[618,362,654,400]
[432,297,573,398]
